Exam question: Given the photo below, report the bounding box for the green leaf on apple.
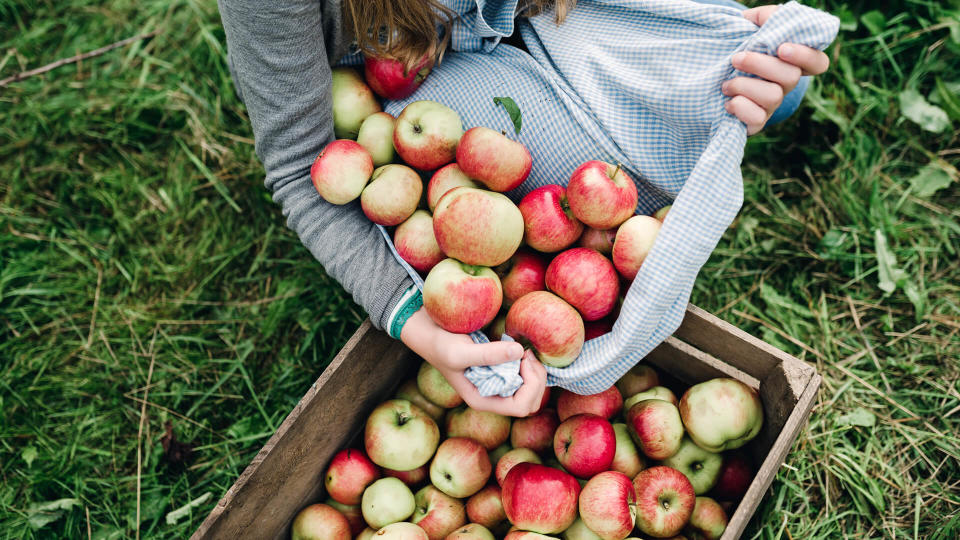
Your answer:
[493,96,522,134]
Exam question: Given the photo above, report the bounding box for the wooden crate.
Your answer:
[192,304,820,540]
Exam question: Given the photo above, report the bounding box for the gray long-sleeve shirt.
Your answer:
[217,0,414,331]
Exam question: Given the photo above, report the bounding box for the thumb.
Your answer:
[742,6,778,27]
[463,340,525,368]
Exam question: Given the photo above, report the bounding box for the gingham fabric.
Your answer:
[372,0,839,396]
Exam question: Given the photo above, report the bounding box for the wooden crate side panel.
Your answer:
[645,337,761,389]
[192,322,414,540]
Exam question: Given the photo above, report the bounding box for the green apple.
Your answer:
[561,517,602,540]
[410,485,466,540]
[429,437,491,498]
[446,523,496,540]
[364,399,440,471]
[610,423,644,478]
[622,386,678,415]
[357,112,396,166]
[417,362,463,409]
[679,378,763,452]
[377,522,429,540]
[659,436,722,495]
[361,477,416,529]
[331,68,381,139]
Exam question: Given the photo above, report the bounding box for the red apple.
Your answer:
[510,407,560,455]
[679,378,763,452]
[610,423,644,478]
[361,164,423,226]
[357,111,397,166]
[495,249,548,307]
[556,386,622,422]
[422,258,502,334]
[291,503,351,540]
[411,485,467,540]
[325,498,366,537]
[611,216,661,281]
[433,187,524,267]
[577,227,617,255]
[615,365,659,399]
[684,497,727,540]
[377,522,430,540]
[518,185,583,252]
[545,248,619,321]
[364,399,440,471]
[625,399,684,461]
[710,453,753,501]
[444,523,495,540]
[364,54,434,100]
[583,319,613,340]
[466,485,507,529]
[505,291,584,368]
[394,100,463,171]
[325,448,381,505]
[429,437,492,498]
[396,379,445,422]
[501,463,581,534]
[504,531,560,540]
[331,68,382,139]
[578,471,637,540]
[417,362,464,409]
[395,210,445,274]
[456,126,532,192]
[445,406,511,451]
[553,414,616,479]
[495,447,542,486]
[310,139,374,205]
[632,467,695,538]
[384,463,430,488]
[566,161,638,229]
[652,205,672,222]
[486,313,507,341]
[622,386,678,414]
[427,163,480,212]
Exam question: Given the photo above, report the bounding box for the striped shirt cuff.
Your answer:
[387,285,424,339]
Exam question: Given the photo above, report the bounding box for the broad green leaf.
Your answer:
[27,498,81,530]
[836,407,877,428]
[493,96,522,134]
[935,78,960,121]
[760,283,812,318]
[818,229,849,260]
[21,445,37,467]
[836,8,858,32]
[899,90,952,133]
[909,163,954,198]
[874,229,905,294]
[165,492,212,525]
[861,11,886,35]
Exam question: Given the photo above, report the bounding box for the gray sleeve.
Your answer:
[217,0,414,331]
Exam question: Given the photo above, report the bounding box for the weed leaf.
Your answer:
[836,407,877,428]
[21,445,37,468]
[899,90,952,133]
[165,492,212,526]
[493,96,522,134]
[874,229,906,294]
[909,163,955,198]
[935,78,960,120]
[27,498,81,530]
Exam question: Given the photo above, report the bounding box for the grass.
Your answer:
[0,0,958,538]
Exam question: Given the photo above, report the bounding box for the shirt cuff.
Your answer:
[387,285,424,339]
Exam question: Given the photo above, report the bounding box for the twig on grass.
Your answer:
[0,31,158,88]
[86,263,103,349]
[134,327,159,540]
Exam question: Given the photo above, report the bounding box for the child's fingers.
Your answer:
[725,95,768,135]
[742,6,778,27]
[731,52,802,93]
[458,340,525,369]
[722,77,784,113]
[777,44,830,76]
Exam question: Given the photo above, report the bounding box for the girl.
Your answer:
[216,0,829,417]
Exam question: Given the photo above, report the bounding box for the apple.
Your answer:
[291,503,351,540]
[556,386,622,422]
[562,518,602,540]
[358,528,377,540]
[361,164,423,226]
[433,187,524,267]
[553,414,616,479]
[325,498,366,537]
[622,386,678,414]
[456,126,532,192]
[577,227,617,255]
[679,378,763,452]
[583,319,613,340]
[578,471,636,540]
[501,463,581,534]
[711,452,753,501]
[427,163,480,212]
[510,407,560,455]
[495,447,542,486]
[310,139,374,205]
[505,531,560,540]
[489,443,512,466]
[545,248,619,321]
[394,210,445,274]
[518,185,584,253]
[486,313,507,341]
[394,100,463,171]
[430,437,491,498]
[625,399,684,460]
[610,423,644,478]
[331,68,382,139]
[466,485,507,529]
[422,258,502,334]
[445,406,511,451]
[383,463,430,488]
[361,477,416,529]
[566,161,638,229]
[396,378,445,422]
[660,437,723,495]
[357,112,397,166]
[505,291,584,368]
[445,523,495,540]
[611,216,661,281]
[325,448,380,505]
[685,497,727,540]
[495,249,548,307]
[376,522,430,540]
[652,205,671,221]
[411,485,467,540]
[417,362,464,409]
[364,399,440,471]
[632,466,695,538]
[615,365,659,399]
[364,54,434,100]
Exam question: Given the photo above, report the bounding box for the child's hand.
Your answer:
[723,5,831,135]
[400,308,548,417]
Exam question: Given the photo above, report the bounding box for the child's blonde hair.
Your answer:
[344,0,576,69]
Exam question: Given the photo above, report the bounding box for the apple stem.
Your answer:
[610,162,622,180]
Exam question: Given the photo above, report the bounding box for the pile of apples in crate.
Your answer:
[312,60,670,363]
[291,362,763,540]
